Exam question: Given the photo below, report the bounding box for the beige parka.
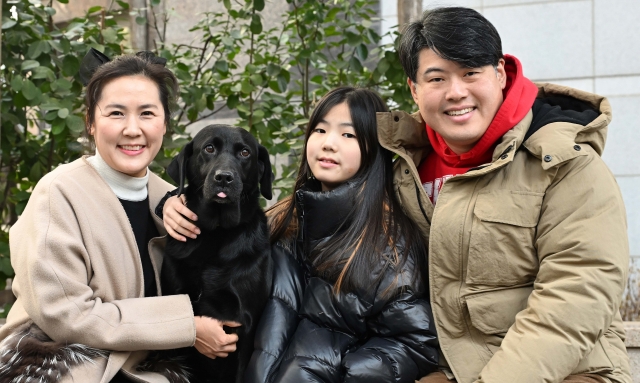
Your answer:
[377,83,631,383]
[0,157,196,383]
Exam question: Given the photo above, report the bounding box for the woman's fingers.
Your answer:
[162,196,200,240]
[194,316,242,359]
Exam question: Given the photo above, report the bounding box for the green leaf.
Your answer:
[135,16,146,25]
[250,74,263,85]
[345,32,362,46]
[266,64,280,76]
[254,0,265,11]
[59,38,71,53]
[11,75,23,91]
[349,56,363,72]
[116,0,129,10]
[57,0,69,3]
[102,29,118,43]
[277,74,288,92]
[187,107,198,122]
[32,66,55,81]
[88,6,103,13]
[40,102,61,111]
[29,163,42,181]
[51,121,66,135]
[214,60,229,73]
[241,80,254,94]
[48,40,63,52]
[376,58,390,74]
[151,0,161,5]
[21,80,38,100]
[58,108,70,119]
[227,94,240,109]
[195,95,206,112]
[326,7,340,22]
[250,15,263,34]
[253,109,265,121]
[21,60,40,71]
[223,0,231,10]
[2,17,17,30]
[62,55,80,77]
[355,44,368,61]
[44,110,58,121]
[52,78,73,92]
[0,257,14,277]
[65,115,85,133]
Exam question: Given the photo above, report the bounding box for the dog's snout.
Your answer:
[214,171,234,185]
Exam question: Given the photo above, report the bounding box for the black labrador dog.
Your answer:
[159,125,273,383]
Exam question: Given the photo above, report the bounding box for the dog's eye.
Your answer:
[240,149,250,157]
[204,144,214,154]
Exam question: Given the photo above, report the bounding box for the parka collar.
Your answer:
[377,83,611,170]
[295,180,358,245]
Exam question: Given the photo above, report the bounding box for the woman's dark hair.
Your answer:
[84,54,178,134]
[269,87,426,296]
[398,6,503,83]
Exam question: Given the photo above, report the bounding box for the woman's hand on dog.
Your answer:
[194,316,241,359]
[164,195,200,241]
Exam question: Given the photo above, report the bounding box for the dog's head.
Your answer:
[167,125,273,205]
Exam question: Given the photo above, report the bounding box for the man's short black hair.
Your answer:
[398,7,503,83]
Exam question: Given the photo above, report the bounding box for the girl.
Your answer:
[0,51,238,383]
[163,87,439,382]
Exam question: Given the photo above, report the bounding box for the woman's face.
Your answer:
[306,102,361,191]
[90,75,166,177]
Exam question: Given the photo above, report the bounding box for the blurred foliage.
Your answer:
[144,0,416,196]
[0,0,415,315]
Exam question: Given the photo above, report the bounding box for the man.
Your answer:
[376,6,631,383]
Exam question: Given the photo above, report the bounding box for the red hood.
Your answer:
[426,54,539,168]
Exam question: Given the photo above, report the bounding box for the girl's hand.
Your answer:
[194,316,242,359]
[163,195,200,241]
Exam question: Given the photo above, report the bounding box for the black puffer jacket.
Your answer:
[245,181,438,383]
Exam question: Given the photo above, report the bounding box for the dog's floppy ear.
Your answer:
[257,144,273,200]
[167,140,194,196]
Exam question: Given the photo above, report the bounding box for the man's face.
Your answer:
[408,49,507,154]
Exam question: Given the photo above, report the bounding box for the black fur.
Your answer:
[160,125,273,383]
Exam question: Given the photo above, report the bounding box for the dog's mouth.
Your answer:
[212,192,233,203]
[208,187,240,203]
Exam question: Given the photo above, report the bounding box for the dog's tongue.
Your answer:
[217,192,227,198]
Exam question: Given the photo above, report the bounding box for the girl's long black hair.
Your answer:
[269,86,427,296]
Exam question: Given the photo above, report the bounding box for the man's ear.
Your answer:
[167,140,194,197]
[496,58,507,90]
[408,77,419,103]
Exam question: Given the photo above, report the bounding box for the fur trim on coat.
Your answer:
[0,321,108,383]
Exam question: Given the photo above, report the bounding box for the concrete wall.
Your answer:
[380,0,640,319]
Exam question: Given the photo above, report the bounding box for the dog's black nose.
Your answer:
[214,171,234,185]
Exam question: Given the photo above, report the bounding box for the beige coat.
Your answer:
[0,157,196,383]
[377,84,631,383]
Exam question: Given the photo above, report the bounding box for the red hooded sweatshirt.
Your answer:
[418,54,538,204]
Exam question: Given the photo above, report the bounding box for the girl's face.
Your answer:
[90,75,166,177]
[306,102,361,191]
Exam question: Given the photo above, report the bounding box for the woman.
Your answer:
[164,87,439,382]
[0,50,237,383]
